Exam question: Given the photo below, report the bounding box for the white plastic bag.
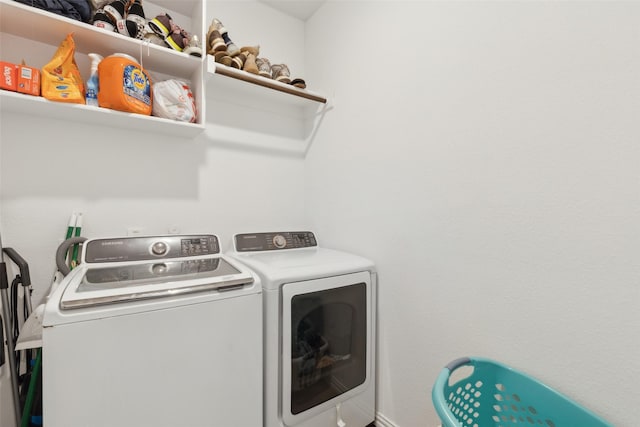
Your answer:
[152,79,197,122]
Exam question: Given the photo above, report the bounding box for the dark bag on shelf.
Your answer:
[15,0,92,22]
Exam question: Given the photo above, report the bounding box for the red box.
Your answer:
[16,64,40,96]
[1,61,17,92]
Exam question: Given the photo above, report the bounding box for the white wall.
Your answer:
[305,1,639,426]
[1,112,307,300]
[0,3,307,424]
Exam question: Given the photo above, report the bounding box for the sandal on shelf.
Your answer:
[229,51,247,69]
[93,9,116,32]
[149,13,174,38]
[240,45,260,57]
[219,55,233,67]
[222,33,239,56]
[290,78,306,89]
[207,28,226,54]
[271,64,291,84]
[243,53,259,74]
[165,28,188,52]
[142,22,165,46]
[210,18,239,56]
[213,51,228,63]
[103,0,130,23]
[116,19,139,37]
[256,57,272,78]
[184,35,203,57]
[113,0,145,39]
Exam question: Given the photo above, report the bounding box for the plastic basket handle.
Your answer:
[445,357,471,371]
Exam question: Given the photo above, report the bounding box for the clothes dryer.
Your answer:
[42,234,262,427]
[230,231,376,427]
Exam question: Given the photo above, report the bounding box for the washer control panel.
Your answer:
[85,235,220,263]
[235,231,317,252]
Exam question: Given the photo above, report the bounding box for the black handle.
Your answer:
[0,262,8,291]
[2,248,31,288]
[0,314,5,367]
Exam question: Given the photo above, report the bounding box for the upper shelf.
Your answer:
[206,57,327,108]
[0,0,328,140]
[0,0,205,137]
[0,0,202,81]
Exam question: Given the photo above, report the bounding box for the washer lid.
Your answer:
[231,247,375,288]
[60,256,253,310]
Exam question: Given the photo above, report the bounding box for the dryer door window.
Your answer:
[282,271,371,422]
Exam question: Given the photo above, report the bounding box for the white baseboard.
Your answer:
[375,411,398,427]
[374,411,441,427]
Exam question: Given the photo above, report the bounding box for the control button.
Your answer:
[273,235,287,249]
[151,263,168,274]
[151,241,168,256]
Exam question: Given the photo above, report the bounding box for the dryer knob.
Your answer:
[152,263,168,274]
[273,235,287,249]
[151,241,168,256]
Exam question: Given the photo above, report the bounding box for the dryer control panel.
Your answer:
[85,235,220,263]
[235,231,317,252]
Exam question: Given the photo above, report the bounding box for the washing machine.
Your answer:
[42,234,262,427]
[229,231,376,427]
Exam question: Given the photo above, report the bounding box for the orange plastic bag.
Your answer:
[41,33,85,103]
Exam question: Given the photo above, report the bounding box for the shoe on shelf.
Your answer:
[256,57,272,78]
[123,0,146,39]
[184,35,203,57]
[116,19,139,37]
[290,78,306,89]
[243,53,259,74]
[230,51,247,69]
[127,0,145,23]
[241,45,260,57]
[271,64,291,83]
[149,13,174,38]
[238,46,259,73]
[165,27,188,52]
[213,51,228,63]
[222,33,239,56]
[93,9,116,32]
[210,18,239,56]
[219,55,233,67]
[104,0,130,23]
[207,27,226,54]
[143,29,166,47]
[209,18,228,35]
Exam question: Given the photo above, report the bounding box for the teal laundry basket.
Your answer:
[432,357,613,427]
